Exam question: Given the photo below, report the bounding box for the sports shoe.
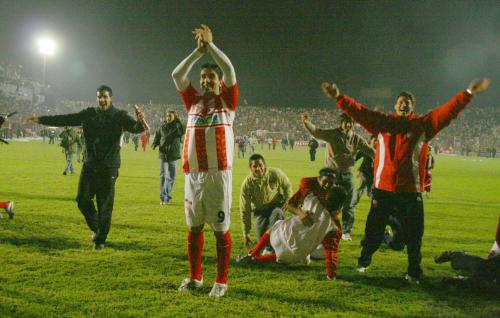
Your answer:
[160,201,165,205]
[405,274,420,284]
[93,243,105,251]
[235,254,254,264]
[342,233,352,241]
[356,265,369,273]
[434,250,462,264]
[5,201,14,219]
[178,278,203,292]
[209,283,228,297]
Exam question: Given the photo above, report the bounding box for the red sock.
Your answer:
[215,231,232,284]
[323,227,341,278]
[188,230,204,281]
[250,232,271,257]
[0,201,8,209]
[254,253,277,262]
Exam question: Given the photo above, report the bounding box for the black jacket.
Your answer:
[39,106,144,167]
[152,119,184,161]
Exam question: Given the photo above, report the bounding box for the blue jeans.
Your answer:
[337,171,355,234]
[64,153,74,174]
[160,159,177,202]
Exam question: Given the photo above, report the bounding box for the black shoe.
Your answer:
[62,171,67,175]
[93,243,105,251]
[435,250,462,263]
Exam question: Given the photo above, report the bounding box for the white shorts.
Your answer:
[184,170,232,232]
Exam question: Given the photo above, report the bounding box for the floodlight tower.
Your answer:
[36,37,56,85]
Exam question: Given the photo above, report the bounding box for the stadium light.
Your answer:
[37,37,56,56]
[36,37,57,85]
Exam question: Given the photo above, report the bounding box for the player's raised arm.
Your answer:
[171,40,205,92]
[322,82,411,135]
[422,78,490,140]
[194,25,236,87]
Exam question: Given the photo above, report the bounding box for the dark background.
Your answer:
[1,0,498,108]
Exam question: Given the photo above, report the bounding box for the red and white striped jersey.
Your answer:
[179,83,239,173]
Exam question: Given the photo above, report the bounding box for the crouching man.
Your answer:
[239,168,346,280]
[240,154,292,251]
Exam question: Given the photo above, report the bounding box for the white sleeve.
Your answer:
[171,49,204,92]
[207,42,236,88]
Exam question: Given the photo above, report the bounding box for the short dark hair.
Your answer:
[397,91,415,106]
[201,63,223,80]
[97,85,113,96]
[339,113,353,123]
[319,167,337,179]
[249,153,265,165]
[324,186,347,213]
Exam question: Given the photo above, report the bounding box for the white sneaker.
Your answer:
[356,265,369,273]
[178,277,203,292]
[209,283,228,297]
[342,233,352,241]
[5,201,14,219]
[405,274,420,284]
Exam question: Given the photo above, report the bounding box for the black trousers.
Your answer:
[309,149,317,161]
[449,252,500,281]
[76,164,119,244]
[358,189,424,278]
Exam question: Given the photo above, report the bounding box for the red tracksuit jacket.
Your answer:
[336,91,472,193]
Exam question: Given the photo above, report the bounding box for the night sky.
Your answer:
[0,0,498,109]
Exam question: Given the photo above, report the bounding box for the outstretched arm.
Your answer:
[422,78,490,140]
[194,25,236,87]
[301,112,331,141]
[321,82,411,135]
[26,111,85,127]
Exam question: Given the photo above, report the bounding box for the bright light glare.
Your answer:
[37,37,57,56]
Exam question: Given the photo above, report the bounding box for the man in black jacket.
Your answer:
[152,110,184,205]
[26,85,146,249]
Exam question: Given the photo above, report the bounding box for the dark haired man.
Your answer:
[26,85,147,250]
[321,78,491,282]
[152,111,185,205]
[172,25,238,297]
[239,168,346,280]
[240,154,291,250]
[301,111,374,241]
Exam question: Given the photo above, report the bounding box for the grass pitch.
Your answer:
[1,140,499,317]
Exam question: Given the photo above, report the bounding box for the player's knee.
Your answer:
[189,224,204,233]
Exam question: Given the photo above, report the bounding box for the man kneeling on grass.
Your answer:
[238,168,346,280]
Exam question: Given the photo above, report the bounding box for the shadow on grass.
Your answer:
[0,235,81,251]
[104,241,152,251]
[0,191,75,202]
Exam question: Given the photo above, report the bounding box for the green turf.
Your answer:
[1,141,499,318]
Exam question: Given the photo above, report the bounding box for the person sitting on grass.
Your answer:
[238,168,346,280]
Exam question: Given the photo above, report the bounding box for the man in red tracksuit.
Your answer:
[321,78,491,282]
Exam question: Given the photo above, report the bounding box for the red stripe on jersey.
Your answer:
[186,123,233,129]
[194,129,208,171]
[215,127,228,170]
[182,129,191,172]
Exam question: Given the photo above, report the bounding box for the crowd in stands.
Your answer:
[1,91,498,157]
